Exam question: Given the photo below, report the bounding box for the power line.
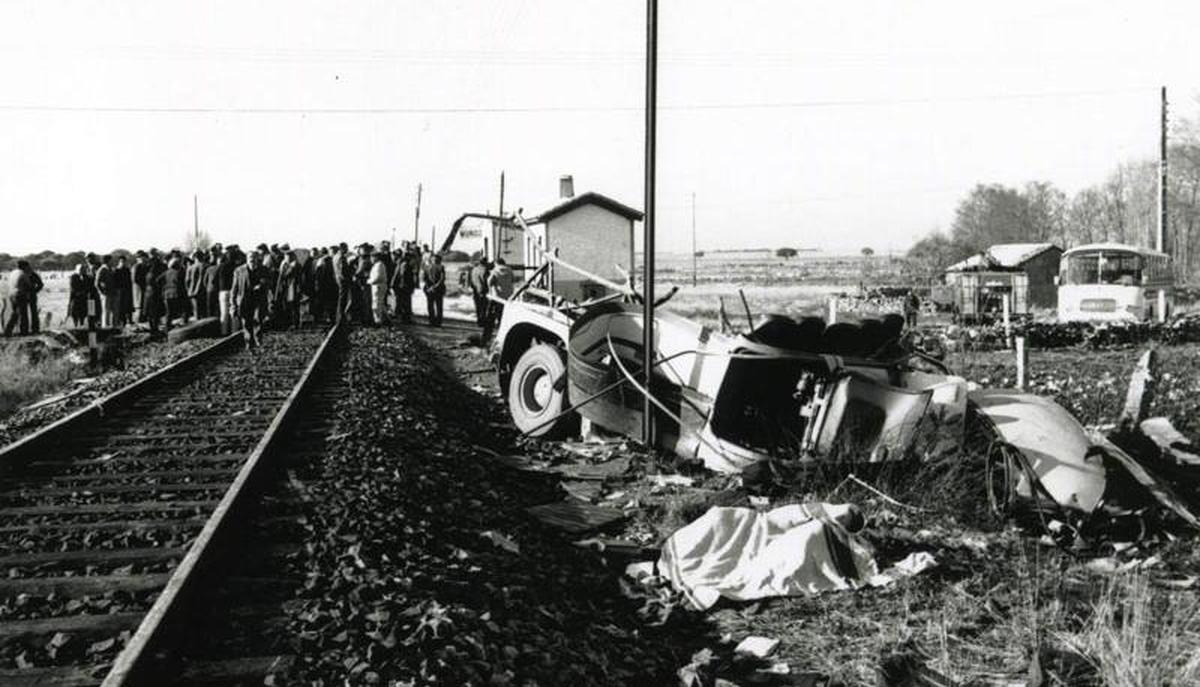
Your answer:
[0,86,1157,116]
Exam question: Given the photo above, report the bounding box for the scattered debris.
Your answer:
[1139,417,1200,466]
[733,635,779,659]
[1090,432,1200,529]
[573,537,654,558]
[479,530,520,554]
[868,552,938,587]
[560,479,603,502]
[1118,349,1157,430]
[551,456,631,481]
[650,473,696,489]
[526,500,626,534]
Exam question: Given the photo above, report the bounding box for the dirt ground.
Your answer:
[418,327,1200,685]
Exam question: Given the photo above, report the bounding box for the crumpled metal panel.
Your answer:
[970,388,1107,513]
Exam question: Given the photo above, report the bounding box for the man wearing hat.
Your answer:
[143,249,167,336]
[217,245,238,334]
[352,243,373,325]
[368,250,389,325]
[422,253,446,327]
[94,255,114,327]
[231,250,271,350]
[131,251,148,322]
[333,242,351,324]
[275,246,302,329]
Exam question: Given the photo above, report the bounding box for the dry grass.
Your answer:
[1055,573,1200,687]
[0,345,76,417]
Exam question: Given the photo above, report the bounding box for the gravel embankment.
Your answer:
[284,328,713,686]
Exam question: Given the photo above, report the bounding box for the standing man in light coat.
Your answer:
[94,255,114,327]
[368,252,389,326]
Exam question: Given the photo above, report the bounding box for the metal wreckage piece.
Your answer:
[489,249,1199,541]
[565,304,968,473]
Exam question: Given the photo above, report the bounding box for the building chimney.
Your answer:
[559,175,575,199]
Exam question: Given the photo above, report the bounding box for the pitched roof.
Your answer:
[533,191,644,223]
[945,242,1060,272]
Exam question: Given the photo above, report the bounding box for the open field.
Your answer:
[0,343,75,415]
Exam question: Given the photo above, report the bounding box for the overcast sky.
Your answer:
[0,0,1197,256]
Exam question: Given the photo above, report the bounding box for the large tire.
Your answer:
[508,343,577,438]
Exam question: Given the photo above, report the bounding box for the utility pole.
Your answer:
[193,195,199,246]
[1158,86,1168,253]
[691,192,697,287]
[496,171,506,262]
[642,0,658,447]
[431,225,437,251]
[1157,86,1168,322]
[414,183,423,243]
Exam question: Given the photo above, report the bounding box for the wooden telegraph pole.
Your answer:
[1157,86,1168,322]
[414,183,423,243]
[691,192,697,287]
[496,171,506,262]
[642,0,658,446]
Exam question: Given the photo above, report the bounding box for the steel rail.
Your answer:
[0,331,243,474]
[100,322,344,686]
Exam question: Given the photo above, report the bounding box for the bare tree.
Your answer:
[185,229,213,253]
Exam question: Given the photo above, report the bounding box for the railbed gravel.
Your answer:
[281,327,715,686]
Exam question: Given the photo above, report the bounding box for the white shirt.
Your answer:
[368,261,388,286]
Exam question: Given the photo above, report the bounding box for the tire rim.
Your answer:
[521,366,552,412]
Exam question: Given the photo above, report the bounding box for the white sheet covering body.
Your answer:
[658,503,878,610]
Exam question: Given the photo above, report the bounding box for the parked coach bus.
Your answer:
[1057,243,1173,322]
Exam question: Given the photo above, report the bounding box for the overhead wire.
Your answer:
[0,85,1159,116]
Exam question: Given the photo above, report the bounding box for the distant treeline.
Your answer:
[906,104,1200,283]
[0,250,137,272]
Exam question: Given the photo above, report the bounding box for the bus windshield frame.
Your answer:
[1062,250,1143,286]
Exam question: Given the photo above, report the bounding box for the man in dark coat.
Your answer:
[391,243,418,324]
[353,244,373,325]
[301,247,319,324]
[275,249,302,329]
[3,261,33,336]
[204,254,220,323]
[217,247,238,334]
[143,250,167,335]
[68,263,91,327]
[333,243,351,324]
[231,251,271,350]
[26,265,44,333]
[468,257,489,326]
[113,255,133,326]
[313,251,336,325]
[186,251,208,319]
[163,257,188,329]
[131,251,148,322]
[422,253,446,327]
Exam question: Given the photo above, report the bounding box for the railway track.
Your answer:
[0,324,341,686]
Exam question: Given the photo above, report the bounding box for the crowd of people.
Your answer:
[3,240,520,350]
